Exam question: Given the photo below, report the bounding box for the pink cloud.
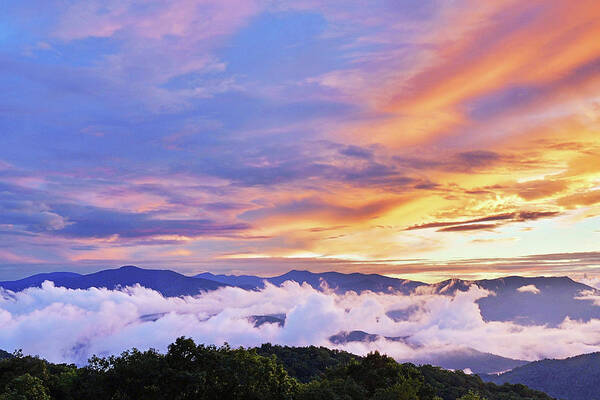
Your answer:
[0,250,44,264]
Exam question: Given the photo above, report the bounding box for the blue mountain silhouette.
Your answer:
[0,266,226,296]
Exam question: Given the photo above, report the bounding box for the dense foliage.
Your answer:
[483,352,600,400]
[0,339,554,400]
[256,344,358,383]
[419,365,551,400]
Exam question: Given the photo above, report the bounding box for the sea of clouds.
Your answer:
[2,281,600,365]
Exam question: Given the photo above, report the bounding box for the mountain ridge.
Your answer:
[2,266,590,294]
[3,266,599,327]
[0,265,227,297]
[482,352,600,400]
[196,268,427,294]
[194,269,600,326]
[3,265,599,385]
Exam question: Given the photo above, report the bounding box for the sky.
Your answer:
[1,0,600,281]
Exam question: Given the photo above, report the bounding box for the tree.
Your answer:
[0,340,553,400]
[458,390,487,400]
[0,374,50,400]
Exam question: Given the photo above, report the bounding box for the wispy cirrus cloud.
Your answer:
[406,211,561,232]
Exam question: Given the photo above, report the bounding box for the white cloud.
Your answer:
[574,274,600,290]
[575,290,600,306]
[517,285,541,294]
[1,281,600,365]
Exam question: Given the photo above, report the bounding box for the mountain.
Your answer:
[414,347,527,375]
[0,266,227,297]
[329,330,384,344]
[328,330,526,375]
[196,269,426,294]
[329,330,408,345]
[194,272,266,290]
[271,270,426,294]
[431,276,600,326]
[197,270,600,327]
[483,352,600,400]
[4,266,600,328]
[2,266,425,297]
[0,272,83,292]
[196,270,600,325]
[248,314,286,327]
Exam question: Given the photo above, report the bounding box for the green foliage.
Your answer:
[69,338,298,400]
[303,352,431,400]
[0,374,50,400]
[458,390,487,400]
[419,365,551,400]
[0,342,555,400]
[256,344,358,382]
[0,353,77,400]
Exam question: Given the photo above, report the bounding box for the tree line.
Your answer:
[0,338,554,400]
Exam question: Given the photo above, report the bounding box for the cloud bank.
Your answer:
[2,282,600,365]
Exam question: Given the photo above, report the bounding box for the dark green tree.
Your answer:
[0,340,555,400]
[458,391,487,400]
[0,374,50,400]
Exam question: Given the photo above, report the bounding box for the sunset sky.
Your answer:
[1,0,599,281]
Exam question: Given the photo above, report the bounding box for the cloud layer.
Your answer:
[2,282,600,365]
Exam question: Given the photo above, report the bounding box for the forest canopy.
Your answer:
[0,339,553,400]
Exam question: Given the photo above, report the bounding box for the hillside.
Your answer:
[483,352,600,400]
[327,330,527,374]
[0,338,554,400]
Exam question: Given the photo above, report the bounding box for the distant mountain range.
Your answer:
[196,269,424,294]
[3,265,600,383]
[0,266,227,297]
[483,352,600,400]
[197,270,600,326]
[204,270,600,328]
[431,276,600,326]
[2,266,599,328]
